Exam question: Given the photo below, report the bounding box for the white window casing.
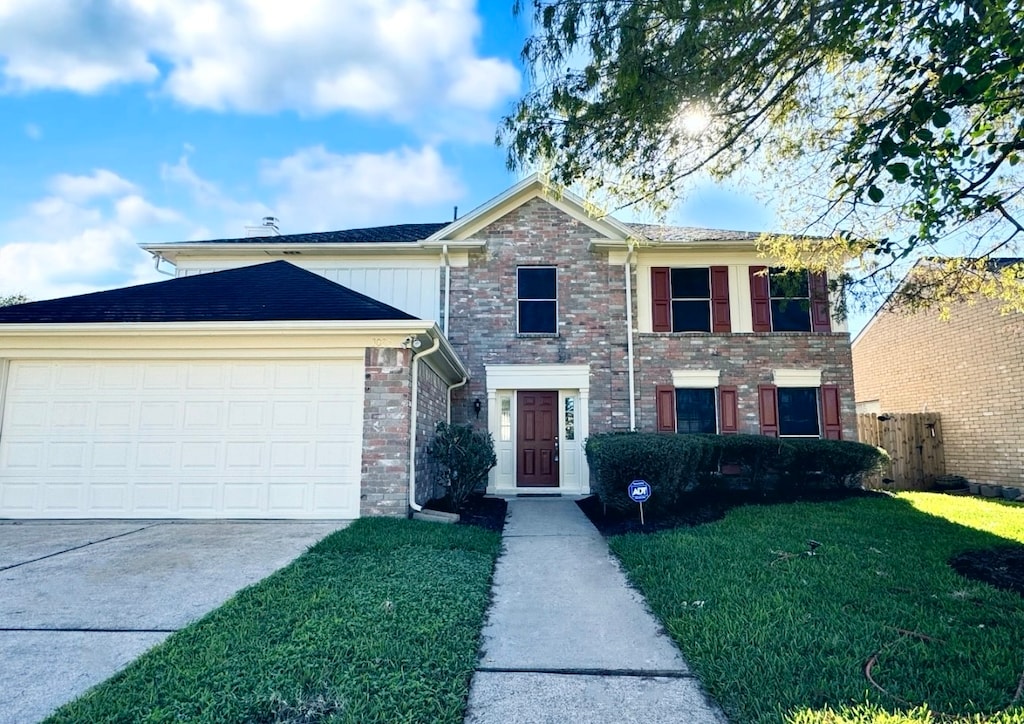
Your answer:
[671,369,721,388]
[773,368,822,387]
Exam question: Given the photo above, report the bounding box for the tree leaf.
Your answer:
[868,185,885,203]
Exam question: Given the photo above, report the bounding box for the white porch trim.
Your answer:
[484,364,591,496]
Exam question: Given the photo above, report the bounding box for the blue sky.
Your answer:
[0,1,792,310]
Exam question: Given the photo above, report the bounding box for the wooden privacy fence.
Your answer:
[856,413,945,490]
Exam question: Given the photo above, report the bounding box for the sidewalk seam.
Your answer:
[475,666,696,679]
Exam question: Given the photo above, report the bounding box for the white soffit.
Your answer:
[671,369,721,388]
[773,368,822,387]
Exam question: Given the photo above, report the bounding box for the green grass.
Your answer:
[609,493,1024,724]
[46,518,501,724]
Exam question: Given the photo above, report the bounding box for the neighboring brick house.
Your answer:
[0,175,855,518]
[852,286,1024,487]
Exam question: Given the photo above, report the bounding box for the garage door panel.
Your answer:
[0,359,365,518]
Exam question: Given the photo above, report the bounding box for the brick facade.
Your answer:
[853,299,1024,486]
[414,359,448,504]
[638,332,856,438]
[446,198,857,443]
[360,347,413,516]
[448,198,630,430]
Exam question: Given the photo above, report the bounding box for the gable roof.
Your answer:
[0,261,418,324]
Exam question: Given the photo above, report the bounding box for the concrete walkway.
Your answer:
[465,498,727,724]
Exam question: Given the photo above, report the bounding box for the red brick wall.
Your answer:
[414,360,448,505]
[853,299,1024,486]
[445,197,856,441]
[360,347,412,516]
[637,332,856,437]
[448,198,630,430]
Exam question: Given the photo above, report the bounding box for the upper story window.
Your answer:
[651,266,731,333]
[749,266,832,333]
[769,268,811,332]
[517,266,557,334]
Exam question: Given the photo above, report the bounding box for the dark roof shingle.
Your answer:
[0,261,418,324]
[182,222,450,245]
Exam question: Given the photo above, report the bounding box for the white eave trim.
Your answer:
[140,242,438,256]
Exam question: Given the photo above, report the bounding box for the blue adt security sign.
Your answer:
[628,480,651,503]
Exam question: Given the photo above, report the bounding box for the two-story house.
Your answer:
[0,175,854,520]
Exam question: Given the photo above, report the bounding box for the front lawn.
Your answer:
[47,518,501,724]
[610,493,1024,723]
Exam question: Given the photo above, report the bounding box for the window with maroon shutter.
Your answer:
[718,386,738,434]
[710,266,731,332]
[651,266,730,332]
[758,384,779,436]
[809,271,832,333]
[749,266,771,332]
[655,384,676,432]
[821,384,842,439]
[651,268,671,332]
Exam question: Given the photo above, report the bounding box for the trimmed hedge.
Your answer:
[585,433,887,512]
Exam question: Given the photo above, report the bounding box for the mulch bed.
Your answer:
[577,494,728,536]
[950,545,1024,598]
[425,494,508,533]
[577,489,880,537]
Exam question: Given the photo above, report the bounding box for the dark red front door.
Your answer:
[517,391,559,487]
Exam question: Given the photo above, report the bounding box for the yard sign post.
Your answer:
[628,480,651,526]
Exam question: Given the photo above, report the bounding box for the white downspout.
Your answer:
[152,253,175,277]
[446,376,469,424]
[442,243,451,337]
[625,241,637,430]
[408,334,442,513]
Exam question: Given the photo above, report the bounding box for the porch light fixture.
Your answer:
[473,399,482,419]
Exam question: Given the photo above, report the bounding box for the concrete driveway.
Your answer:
[0,519,349,724]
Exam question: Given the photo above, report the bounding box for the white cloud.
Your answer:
[0,169,184,301]
[49,169,137,203]
[259,145,465,230]
[0,0,520,120]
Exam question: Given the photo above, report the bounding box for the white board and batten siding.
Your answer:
[176,260,441,322]
[0,359,364,519]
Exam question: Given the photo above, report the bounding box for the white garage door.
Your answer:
[0,359,364,519]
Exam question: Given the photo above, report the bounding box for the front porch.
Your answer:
[484,364,591,497]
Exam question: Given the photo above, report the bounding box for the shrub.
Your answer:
[778,438,889,490]
[694,433,785,494]
[427,422,497,513]
[585,433,709,513]
[585,433,890,513]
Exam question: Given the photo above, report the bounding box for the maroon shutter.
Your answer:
[749,266,771,332]
[809,271,832,333]
[656,384,676,432]
[718,385,738,434]
[652,267,671,332]
[758,384,779,437]
[821,384,842,439]
[710,266,731,333]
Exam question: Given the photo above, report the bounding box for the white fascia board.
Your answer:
[426,173,635,243]
[0,320,469,383]
[0,319,438,337]
[141,242,439,263]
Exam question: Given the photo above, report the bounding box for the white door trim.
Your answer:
[484,364,590,495]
